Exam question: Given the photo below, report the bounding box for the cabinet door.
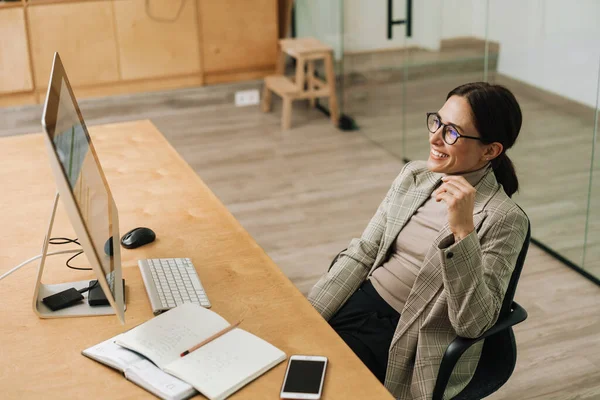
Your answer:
[28,1,120,89]
[0,7,33,94]
[113,0,201,81]
[199,0,278,74]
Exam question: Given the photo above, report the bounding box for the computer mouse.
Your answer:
[120,227,156,249]
[104,236,114,256]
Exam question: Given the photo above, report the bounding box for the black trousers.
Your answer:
[328,280,401,384]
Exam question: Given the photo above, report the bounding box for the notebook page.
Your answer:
[125,359,197,400]
[116,303,229,369]
[165,329,286,400]
[82,334,145,372]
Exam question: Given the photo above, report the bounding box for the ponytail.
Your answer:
[447,82,522,198]
[491,153,518,197]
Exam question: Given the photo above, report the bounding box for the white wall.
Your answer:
[343,0,442,52]
[343,0,407,52]
[441,0,473,39]
[296,0,444,56]
[475,0,600,109]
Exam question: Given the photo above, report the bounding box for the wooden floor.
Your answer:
[0,78,599,399]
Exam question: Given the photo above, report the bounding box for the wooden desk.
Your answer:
[0,120,393,399]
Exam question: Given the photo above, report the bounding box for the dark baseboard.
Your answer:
[530,238,600,286]
[315,101,359,131]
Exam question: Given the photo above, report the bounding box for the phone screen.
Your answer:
[283,359,326,394]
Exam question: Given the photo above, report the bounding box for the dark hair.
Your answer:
[447,82,522,197]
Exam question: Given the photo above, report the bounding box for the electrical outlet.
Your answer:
[235,89,260,107]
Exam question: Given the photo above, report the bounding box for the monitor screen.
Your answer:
[41,53,123,322]
[52,80,115,278]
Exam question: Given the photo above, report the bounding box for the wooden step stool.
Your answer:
[261,37,339,130]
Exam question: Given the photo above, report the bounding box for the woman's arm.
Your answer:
[437,208,528,338]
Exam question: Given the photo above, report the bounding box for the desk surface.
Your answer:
[0,120,393,399]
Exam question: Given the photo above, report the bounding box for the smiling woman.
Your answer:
[430,82,523,197]
[308,82,528,399]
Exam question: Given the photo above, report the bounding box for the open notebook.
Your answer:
[86,303,286,400]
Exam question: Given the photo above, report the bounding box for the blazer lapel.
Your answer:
[390,167,500,346]
[371,169,444,271]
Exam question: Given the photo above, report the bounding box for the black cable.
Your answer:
[48,237,100,294]
[49,237,91,271]
[48,237,80,246]
[78,280,98,294]
[65,250,89,270]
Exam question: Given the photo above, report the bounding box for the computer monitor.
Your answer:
[34,52,125,323]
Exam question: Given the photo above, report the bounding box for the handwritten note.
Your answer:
[116,303,229,368]
[165,329,286,400]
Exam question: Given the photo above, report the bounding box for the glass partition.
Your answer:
[294,0,344,118]
[341,0,490,161]
[485,0,600,277]
[297,0,600,283]
[340,0,409,153]
[582,67,600,279]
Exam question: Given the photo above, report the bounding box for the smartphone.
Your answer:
[280,355,328,399]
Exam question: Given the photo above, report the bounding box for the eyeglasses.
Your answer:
[426,112,486,145]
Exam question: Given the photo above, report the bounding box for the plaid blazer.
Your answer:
[308,161,528,400]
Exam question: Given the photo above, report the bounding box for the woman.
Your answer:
[308,82,528,400]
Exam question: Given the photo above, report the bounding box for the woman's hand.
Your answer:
[433,176,476,241]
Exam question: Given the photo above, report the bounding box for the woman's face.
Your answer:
[427,95,490,175]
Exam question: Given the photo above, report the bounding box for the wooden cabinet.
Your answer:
[28,1,120,90]
[199,0,278,75]
[0,6,33,94]
[113,0,202,81]
[0,0,278,105]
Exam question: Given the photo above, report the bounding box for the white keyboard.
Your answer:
[138,258,211,315]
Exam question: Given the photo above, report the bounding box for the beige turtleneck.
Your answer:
[369,165,490,314]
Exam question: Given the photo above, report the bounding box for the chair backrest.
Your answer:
[498,211,531,320]
[452,213,531,400]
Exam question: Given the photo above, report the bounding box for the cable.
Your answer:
[48,237,80,245]
[48,237,91,271]
[2,237,102,296]
[78,280,98,294]
[48,237,100,291]
[65,250,86,270]
[0,249,82,282]
[145,0,186,23]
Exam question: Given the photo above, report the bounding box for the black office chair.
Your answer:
[328,217,531,400]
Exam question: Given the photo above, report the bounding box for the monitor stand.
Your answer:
[32,192,124,319]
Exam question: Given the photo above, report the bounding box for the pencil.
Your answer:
[180,320,242,357]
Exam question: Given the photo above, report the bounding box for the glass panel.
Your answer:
[340,0,600,278]
[341,0,409,154]
[402,0,492,162]
[582,60,600,278]
[341,0,490,161]
[294,0,344,117]
[486,0,599,268]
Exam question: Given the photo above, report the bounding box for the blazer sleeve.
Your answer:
[437,207,529,338]
[307,164,410,321]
